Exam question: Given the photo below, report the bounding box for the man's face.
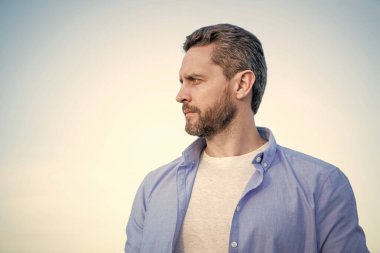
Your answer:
[177,44,237,137]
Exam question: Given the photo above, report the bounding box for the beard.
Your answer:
[183,87,237,138]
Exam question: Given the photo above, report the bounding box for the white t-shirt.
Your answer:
[175,142,269,253]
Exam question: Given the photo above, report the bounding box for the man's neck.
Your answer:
[203,115,266,157]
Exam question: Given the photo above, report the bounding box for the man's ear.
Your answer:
[234,70,256,100]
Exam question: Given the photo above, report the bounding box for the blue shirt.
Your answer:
[125,127,368,253]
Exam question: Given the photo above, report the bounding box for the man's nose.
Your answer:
[176,85,191,103]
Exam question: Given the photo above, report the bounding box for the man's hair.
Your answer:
[183,24,267,115]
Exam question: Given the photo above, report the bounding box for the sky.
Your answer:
[0,0,379,252]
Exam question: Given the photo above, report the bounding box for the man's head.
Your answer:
[183,24,267,115]
[177,24,267,138]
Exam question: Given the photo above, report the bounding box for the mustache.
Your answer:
[182,104,201,114]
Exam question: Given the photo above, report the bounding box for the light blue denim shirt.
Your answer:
[125,127,368,253]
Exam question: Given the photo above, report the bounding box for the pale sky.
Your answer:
[0,0,379,252]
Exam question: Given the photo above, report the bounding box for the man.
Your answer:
[125,24,369,253]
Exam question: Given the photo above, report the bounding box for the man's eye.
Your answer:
[193,79,201,84]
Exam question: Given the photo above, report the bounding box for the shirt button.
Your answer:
[255,156,262,162]
[236,205,241,212]
[231,241,238,248]
[263,162,267,167]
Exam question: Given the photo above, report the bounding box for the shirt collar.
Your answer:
[253,127,277,172]
[181,127,278,172]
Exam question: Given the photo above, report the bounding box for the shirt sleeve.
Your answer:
[316,169,369,253]
[125,174,150,253]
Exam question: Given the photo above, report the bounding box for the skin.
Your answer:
[176,44,267,157]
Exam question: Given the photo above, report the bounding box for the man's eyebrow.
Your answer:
[179,73,206,83]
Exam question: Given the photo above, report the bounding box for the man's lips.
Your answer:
[183,109,193,115]
[182,105,199,116]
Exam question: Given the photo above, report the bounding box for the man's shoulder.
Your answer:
[152,156,184,176]
[278,145,336,169]
[142,156,184,189]
[274,145,352,200]
[276,145,346,182]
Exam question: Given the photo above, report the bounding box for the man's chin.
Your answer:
[185,123,201,137]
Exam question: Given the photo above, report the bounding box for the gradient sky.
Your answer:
[1,0,379,252]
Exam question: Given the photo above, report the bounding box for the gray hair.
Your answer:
[183,24,267,115]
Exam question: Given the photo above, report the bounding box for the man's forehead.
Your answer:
[179,65,210,81]
[179,72,206,82]
[179,63,208,77]
[179,45,216,77]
